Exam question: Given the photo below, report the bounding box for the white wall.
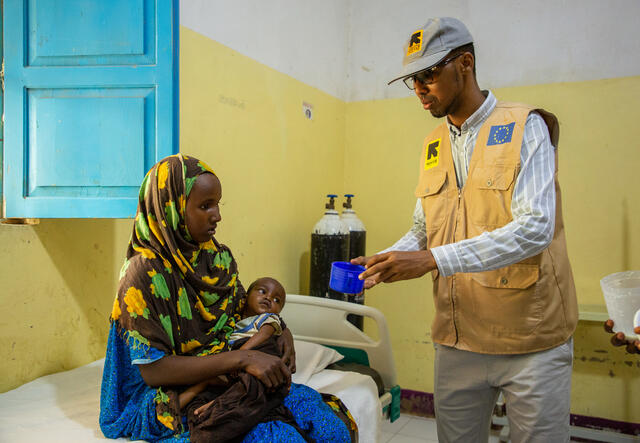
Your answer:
[180,0,349,99]
[347,0,640,101]
[181,0,640,102]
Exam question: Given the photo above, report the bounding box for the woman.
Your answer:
[99,154,356,442]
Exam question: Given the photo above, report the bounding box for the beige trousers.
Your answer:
[434,338,573,443]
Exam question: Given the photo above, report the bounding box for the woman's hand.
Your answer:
[604,319,640,354]
[138,351,287,388]
[242,350,291,389]
[278,328,296,373]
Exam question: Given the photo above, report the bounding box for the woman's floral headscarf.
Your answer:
[110,154,246,432]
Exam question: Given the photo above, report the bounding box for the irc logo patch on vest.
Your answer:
[407,30,423,56]
[487,122,515,146]
[424,138,440,170]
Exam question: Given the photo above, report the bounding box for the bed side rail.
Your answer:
[281,294,398,391]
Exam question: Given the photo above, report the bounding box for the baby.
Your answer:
[180,277,287,408]
[185,277,294,443]
[229,276,286,350]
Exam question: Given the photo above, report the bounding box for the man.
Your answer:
[353,17,578,442]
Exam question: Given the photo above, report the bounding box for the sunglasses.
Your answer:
[403,53,464,90]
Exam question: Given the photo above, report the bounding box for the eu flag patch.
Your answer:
[487,122,515,146]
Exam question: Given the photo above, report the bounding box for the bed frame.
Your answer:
[0,294,399,442]
[281,294,401,422]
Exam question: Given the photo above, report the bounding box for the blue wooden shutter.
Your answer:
[3,0,178,218]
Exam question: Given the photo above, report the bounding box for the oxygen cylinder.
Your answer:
[341,194,366,330]
[341,194,366,259]
[310,194,350,300]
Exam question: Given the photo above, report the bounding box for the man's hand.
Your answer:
[350,256,381,289]
[352,250,437,287]
[604,319,640,354]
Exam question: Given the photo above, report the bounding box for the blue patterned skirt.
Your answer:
[99,324,355,442]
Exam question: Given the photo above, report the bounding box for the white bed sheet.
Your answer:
[0,359,381,443]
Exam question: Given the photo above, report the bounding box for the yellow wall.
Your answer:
[179,27,346,293]
[0,219,131,392]
[345,76,640,422]
[2,25,638,424]
[1,27,346,392]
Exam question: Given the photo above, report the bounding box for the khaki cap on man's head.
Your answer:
[388,17,473,85]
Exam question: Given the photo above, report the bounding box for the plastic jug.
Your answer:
[600,271,640,338]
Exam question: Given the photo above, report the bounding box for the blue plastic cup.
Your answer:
[329,261,366,294]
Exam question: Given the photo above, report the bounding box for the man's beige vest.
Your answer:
[415,102,578,354]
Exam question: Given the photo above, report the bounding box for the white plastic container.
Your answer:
[600,271,640,338]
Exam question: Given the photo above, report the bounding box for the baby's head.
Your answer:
[243,277,286,318]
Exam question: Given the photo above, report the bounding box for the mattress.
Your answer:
[0,358,381,443]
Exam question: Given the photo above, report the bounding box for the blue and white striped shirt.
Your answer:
[383,91,556,277]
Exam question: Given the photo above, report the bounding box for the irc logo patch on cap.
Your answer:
[406,30,423,56]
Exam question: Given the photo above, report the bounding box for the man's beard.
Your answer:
[430,107,447,119]
[430,72,463,119]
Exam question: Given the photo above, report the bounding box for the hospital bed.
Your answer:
[0,294,399,443]
[282,294,401,423]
